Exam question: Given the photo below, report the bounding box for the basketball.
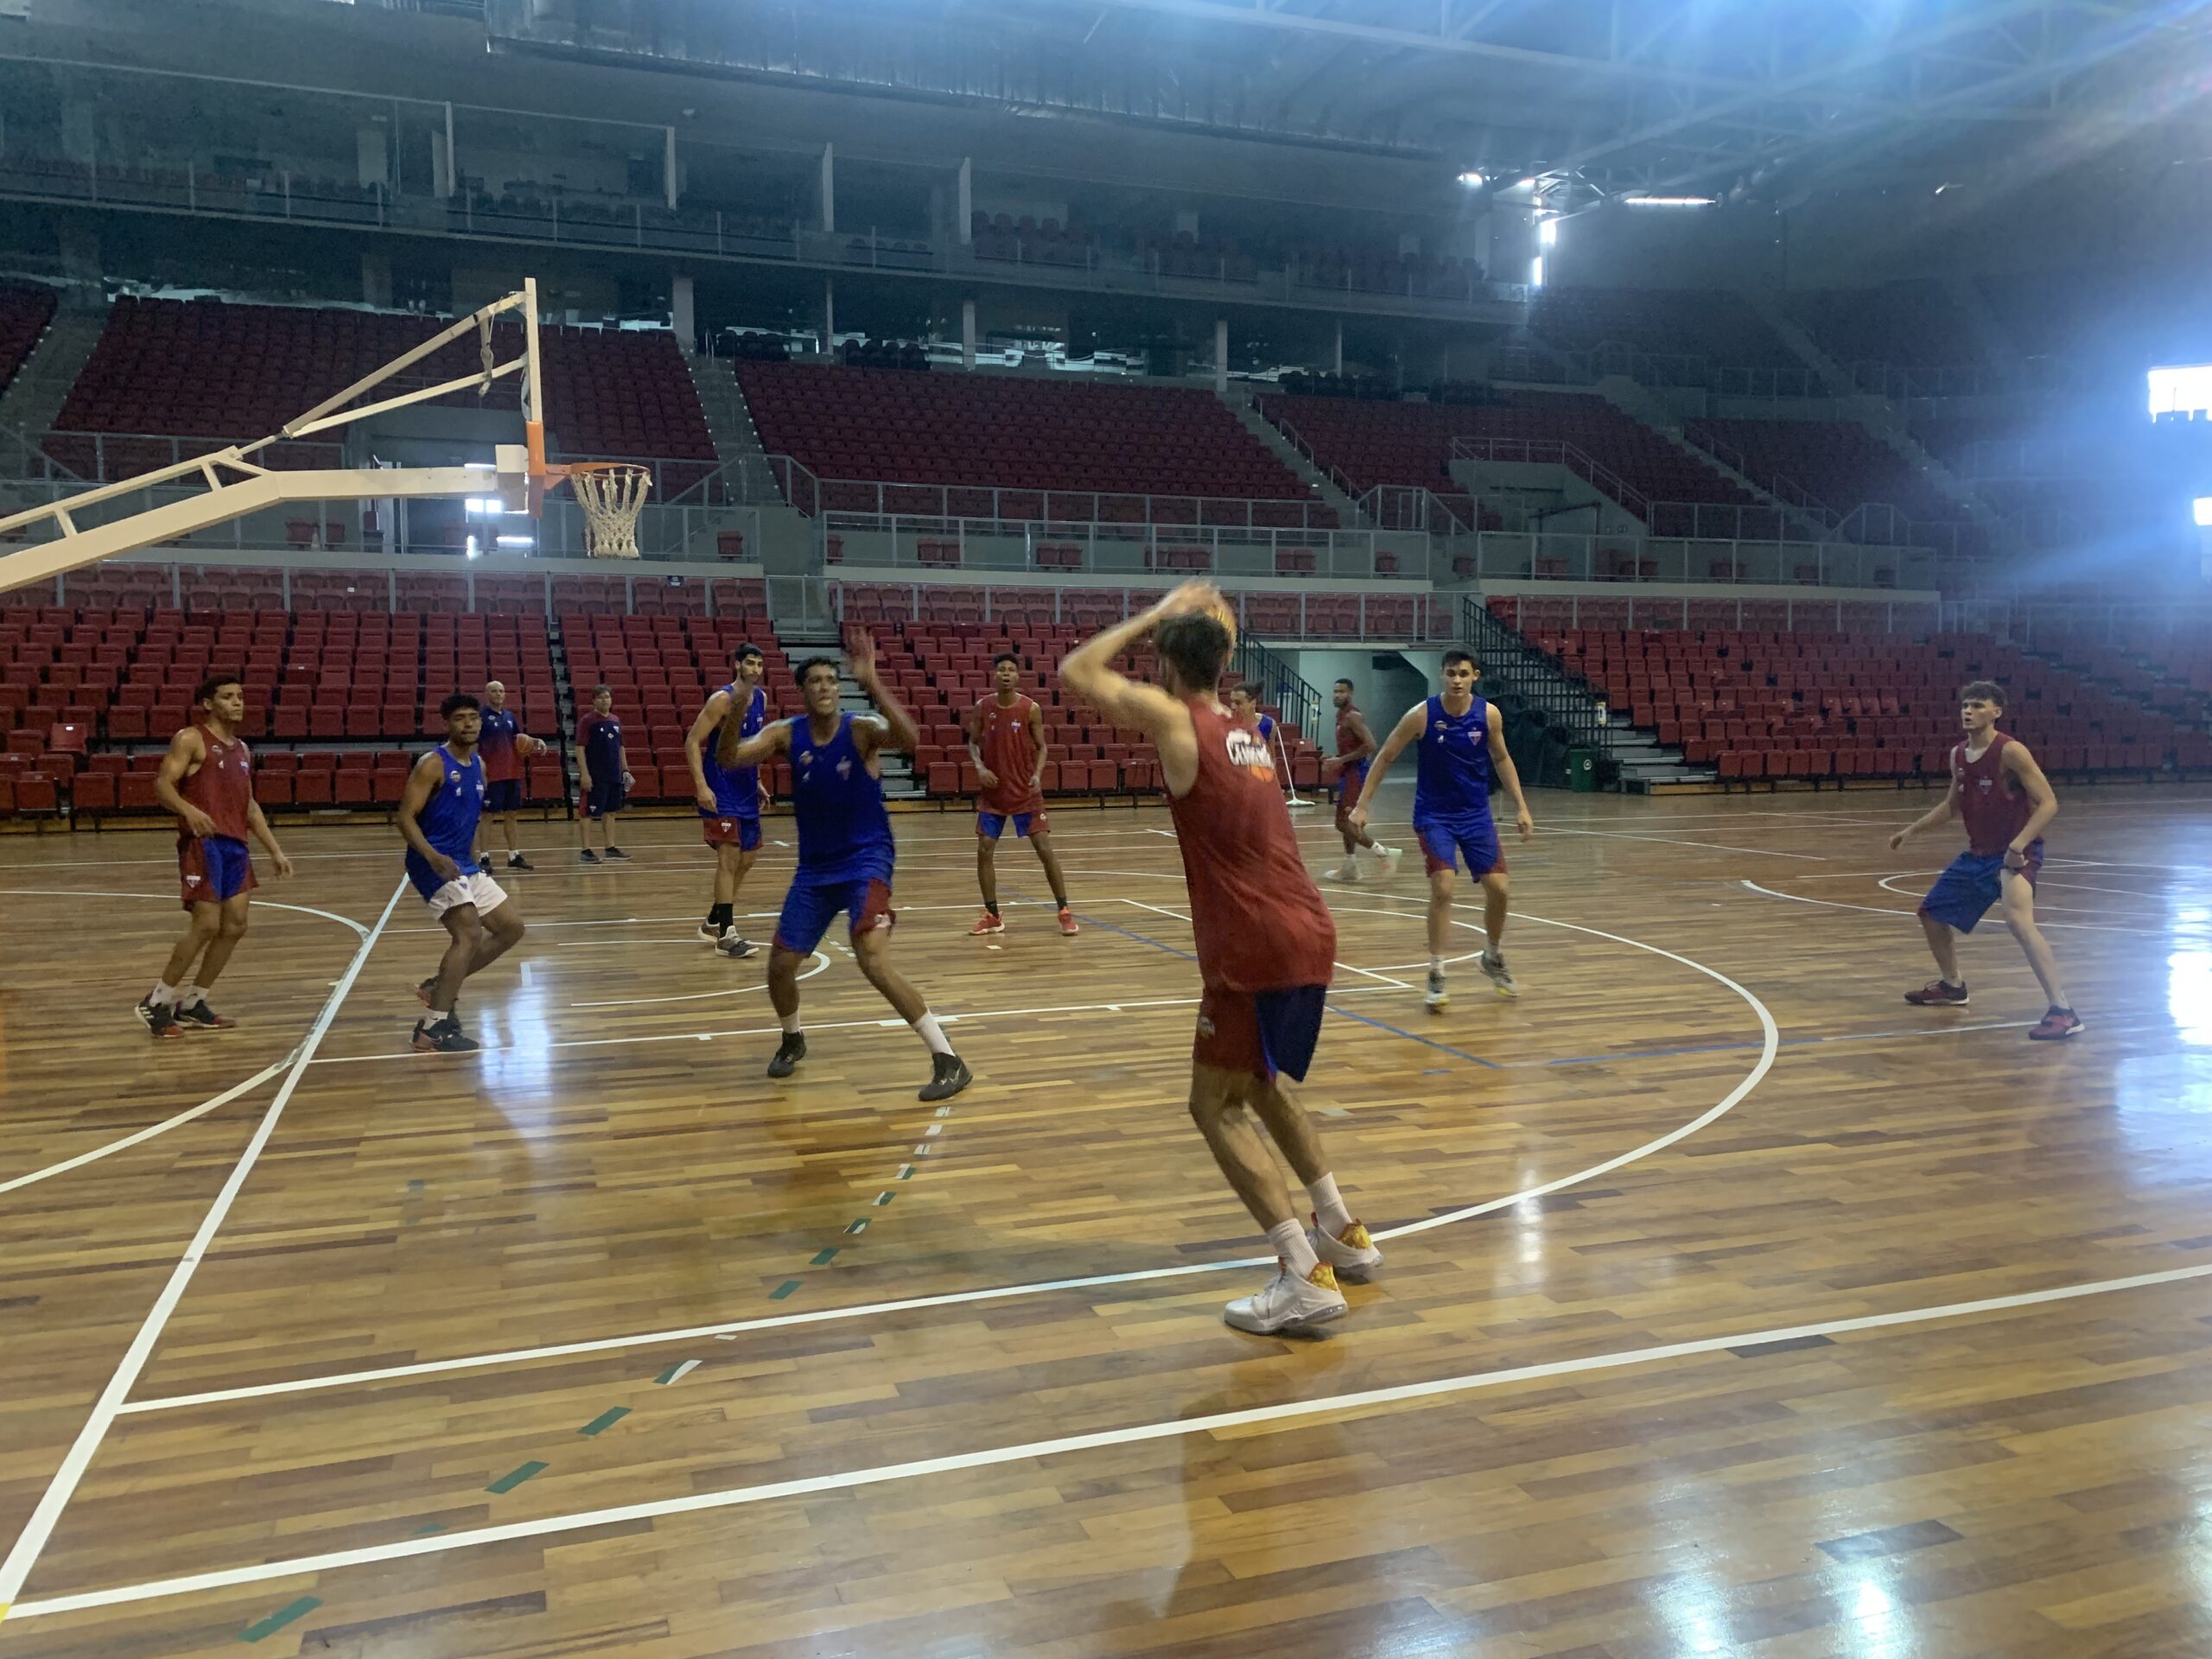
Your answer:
[1204,594,1238,649]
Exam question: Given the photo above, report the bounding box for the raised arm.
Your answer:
[684,688,734,814]
[154,727,214,838]
[1486,702,1534,841]
[397,751,460,882]
[1999,741,2059,864]
[1889,772,1961,850]
[1348,702,1425,830]
[849,631,918,755]
[1058,583,1221,794]
[723,717,792,772]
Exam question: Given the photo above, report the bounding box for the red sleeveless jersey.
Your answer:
[974,694,1043,813]
[1166,702,1337,992]
[1953,731,2036,857]
[181,730,255,842]
[1335,703,1367,759]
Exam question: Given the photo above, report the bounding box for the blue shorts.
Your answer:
[584,779,626,818]
[1416,816,1504,879]
[773,874,895,957]
[484,778,523,813]
[1195,982,1327,1083]
[1333,763,1369,821]
[178,834,256,911]
[977,810,1046,840]
[1921,843,2040,933]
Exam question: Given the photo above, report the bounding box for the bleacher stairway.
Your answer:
[1227,388,1363,526]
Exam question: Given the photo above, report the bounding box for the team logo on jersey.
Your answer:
[1224,728,1276,779]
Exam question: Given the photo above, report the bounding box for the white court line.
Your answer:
[0,1056,293,1197]
[0,888,370,939]
[1742,878,2141,932]
[569,952,830,1010]
[132,900,1777,1411]
[28,1256,2212,1622]
[1874,873,2159,917]
[1537,826,1827,861]
[0,877,409,1618]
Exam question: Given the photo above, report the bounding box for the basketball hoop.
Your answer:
[563,461,652,560]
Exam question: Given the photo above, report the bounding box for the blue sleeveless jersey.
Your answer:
[790,713,894,884]
[702,683,767,818]
[405,745,485,889]
[1413,694,1493,824]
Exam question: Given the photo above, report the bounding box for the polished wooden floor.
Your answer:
[5,782,2212,1656]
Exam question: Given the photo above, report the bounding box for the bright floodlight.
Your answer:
[1457,170,1485,188]
[2196,497,2212,528]
[1530,256,1545,288]
[1623,194,1717,207]
[1538,216,1558,247]
[2150,365,2212,421]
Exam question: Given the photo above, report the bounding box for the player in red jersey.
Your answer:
[1321,679,1398,882]
[1062,582,1381,1336]
[137,675,295,1038]
[471,679,545,874]
[967,652,1077,938]
[1889,680,2080,1040]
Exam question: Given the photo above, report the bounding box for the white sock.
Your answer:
[1308,1173,1354,1237]
[1428,957,1445,977]
[779,1010,801,1035]
[177,982,204,1008]
[1266,1217,1320,1277]
[150,980,179,1006]
[912,1012,953,1057]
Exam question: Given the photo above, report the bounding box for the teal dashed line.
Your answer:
[485,1460,547,1495]
[843,1218,868,1235]
[897,1163,915,1180]
[873,1192,895,1207]
[411,1522,446,1536]
[768,1280,801,1300]
[239,1597,321,1642]
[810,1248,839,1266]
[577,1408,630,1436]
[653,1359,700,1385]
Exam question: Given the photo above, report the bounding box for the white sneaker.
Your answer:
[1309,1217,1384,1283]
[1327,863,1360,884]
[1425,969,1449,1011]
[1376,845,1402,877]
[1480,950,1519,998]
[1224,1261,1347,1334]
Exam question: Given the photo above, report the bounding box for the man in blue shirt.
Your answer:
[397,692,529,1053]
[720,632,970,1102]
[575,685,631,863]
[683,644,772,958]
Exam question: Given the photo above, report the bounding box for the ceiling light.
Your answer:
[1516,176,1537,190]
[1457,170,1486,188]
[2196,497,2212,528]
[1622,194,1717,207]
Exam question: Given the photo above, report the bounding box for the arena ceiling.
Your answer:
[493,0,2212,204]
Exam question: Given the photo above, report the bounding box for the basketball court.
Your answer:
[6,783,2210,1656]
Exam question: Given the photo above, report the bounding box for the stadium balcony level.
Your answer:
[0,155,1528,327]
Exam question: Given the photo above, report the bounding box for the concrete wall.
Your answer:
[1287,647,1428,753]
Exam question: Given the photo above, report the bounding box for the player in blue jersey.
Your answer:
[684,643,772,959]
[397,693,529,1053]
[1351,650,1533,1011]
[717,632,972,1102]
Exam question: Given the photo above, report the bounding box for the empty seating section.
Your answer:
[1499,600,2210,782]
[1685,418,1966,531]
[738,363,1326,526]
[48,297,715,492]
[558,588,785,805]
[2029,620,2212,721]
[1530,288,1798,372]
[0,283,56,397]
[836,582,1443,643]
[1788,281,1982,367]
[1264,391,1755,514]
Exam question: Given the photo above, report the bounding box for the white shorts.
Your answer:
[424,871,508,919]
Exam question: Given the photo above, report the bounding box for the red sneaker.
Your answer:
[968,912,1006,937]
[1058,907,1079,937]
[2028,1007,2083,1041]
[1904,980,1969,1007]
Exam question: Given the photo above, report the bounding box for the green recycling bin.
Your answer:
[1567,747,1597,791]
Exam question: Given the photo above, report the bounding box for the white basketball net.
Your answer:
[569,465,652,560]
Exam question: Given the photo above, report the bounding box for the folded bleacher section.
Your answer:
[1503,601,2211,785]
[43,297,715,493]
[739,362,1329,527]
[0,283,57,397]
[1529,287,1801,375]
[1683,417,1975,550]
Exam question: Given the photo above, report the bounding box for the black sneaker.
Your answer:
[579,848,600,864]
[412,1016,479,1054]
[137,995,183,1039]
[696,921,724,944]
[603,846,631,861]
[172,1000,236,1030]
[506,853,534,872]
[919,1052,973,1103]
[766,1032,806,1078]
[716,933,760,959]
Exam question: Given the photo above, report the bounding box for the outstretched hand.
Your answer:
[844,626,880,684]
[1149,580,1226,625]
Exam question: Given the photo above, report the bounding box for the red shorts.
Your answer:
[702,815,763,852]
[1192,982,1327,1083]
